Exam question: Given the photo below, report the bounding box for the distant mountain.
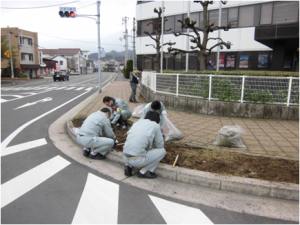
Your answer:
[88,50,133,62]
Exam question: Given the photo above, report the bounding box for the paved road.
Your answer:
[1,73,297,223]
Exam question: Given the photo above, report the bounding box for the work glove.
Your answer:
[137,77,139,80]
[114,140,119,146]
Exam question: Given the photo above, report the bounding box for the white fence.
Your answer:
[141,72,299,106]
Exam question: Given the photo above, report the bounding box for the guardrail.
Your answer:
[141,72,299,106]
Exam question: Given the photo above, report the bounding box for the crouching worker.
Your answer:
[103,96,132,130]
[140,100,167,130]
[77,108,117,160]
[123,111,166,179]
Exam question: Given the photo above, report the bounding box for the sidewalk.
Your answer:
[75,74,299,161]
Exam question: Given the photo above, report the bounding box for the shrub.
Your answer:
[124,59,133,79]
[17,73,27,78]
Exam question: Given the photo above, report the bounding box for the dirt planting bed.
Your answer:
[72,118,299,184]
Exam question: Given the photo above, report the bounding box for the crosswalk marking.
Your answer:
[72,173,119,224]
[1,86,94,92]
[1,98,8,103]
[1,138,47,157]
[75,87,84,90]
[65,87,76,90]
[1,155,71,208]
[149,195,213,224]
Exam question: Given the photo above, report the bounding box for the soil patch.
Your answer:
[72,118,299,184]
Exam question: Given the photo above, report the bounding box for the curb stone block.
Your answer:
[177,167,221,189]
[288,106,299,120]
[156,163,178,181]
[223,101,241,117]
[195,99,209,114]
[186,98,197,113]
[208,101,224,116]
[264,104,288,120]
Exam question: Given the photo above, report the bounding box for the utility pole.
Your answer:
[216,1,222,72]
[7,26,15,85]
[122,16,129,67]
[97,1,101,92]
[132,17,137,69]
[185,1,190,72]
[160,1,164,73]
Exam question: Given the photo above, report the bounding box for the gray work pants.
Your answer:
[77,135,114,155]
[129,83,137,101]
[122,148,166,172]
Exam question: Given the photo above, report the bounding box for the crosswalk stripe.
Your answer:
[75,87,84,90]
[1,98,8,103]
[1,155,71,208]
[149,195,213,224]
[1,138,47,157]
[65,87,76,90]
[85,87,93,91]
[72,173,119,224]
[55,87,67,90]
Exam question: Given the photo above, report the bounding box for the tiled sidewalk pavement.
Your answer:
[75,80,299,160]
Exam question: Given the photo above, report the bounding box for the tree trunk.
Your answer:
[198,51,207,71]
[155,50,160,72]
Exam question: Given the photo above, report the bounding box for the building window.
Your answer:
[141,20,153,36]
[60,61,63,65]
[260,3,273,25]
[164,16,175,34]
[174,14,183,32]
[238,5,260,27]
[272,1,299,24]
[208,9,228,27]
[21,53,25,61]
[29,54,33,61]
[28,38,32,46]
[228,8,238,28]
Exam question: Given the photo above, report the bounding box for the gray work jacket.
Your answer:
[78,111,116,141]
[109,98,131,124]
[123,119,164,157]
[140,101,166,128]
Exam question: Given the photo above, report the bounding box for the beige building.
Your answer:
[1,27,40,79]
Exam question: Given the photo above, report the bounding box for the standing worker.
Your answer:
[140,100,167,131]
[123,111,166,178]
[77,108,117,160]
[103,96,132,130]
[129,68,143,103]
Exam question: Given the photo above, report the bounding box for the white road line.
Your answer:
[1,90,91,149]
[1,98,8,103]
[71,77,96,86]
[1,155,71,208]
[1,138,47,157]
[149,195,213,224]
[72,173,119,224]
[85,87,93,91]
[54,87,66,90]
[65,87,76,90]
[75,87,84,90]
[1,95,25,98]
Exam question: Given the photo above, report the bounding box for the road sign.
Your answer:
[4,50,12,58]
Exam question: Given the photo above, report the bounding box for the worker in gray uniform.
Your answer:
[123,111,166,179]
[129,68,142,103]
[140,100,167,131]
[103,96,132,130]
[77,108,117,160]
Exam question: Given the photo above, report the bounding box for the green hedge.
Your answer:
[124,59,133,79]
[149,70,299,77]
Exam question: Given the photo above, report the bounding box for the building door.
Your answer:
[29,69,33,79]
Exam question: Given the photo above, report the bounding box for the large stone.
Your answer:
[174,97,186,111]
[208,101,224,116]
[195,99,209,115]
[288,106,299,120]
[186,98,197,113]
[223,102,241,117]
[263,104,288,120]
[240,103,264,119]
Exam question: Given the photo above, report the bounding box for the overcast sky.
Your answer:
[1,0,137,55]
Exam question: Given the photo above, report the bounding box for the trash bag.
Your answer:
[214,125,246,148]
[132,104,144,118]
[161,115,183,142]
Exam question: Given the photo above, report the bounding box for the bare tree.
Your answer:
[143,7,175,72]
[168,1,232,71]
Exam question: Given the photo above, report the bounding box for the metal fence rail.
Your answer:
[141,72,299,106]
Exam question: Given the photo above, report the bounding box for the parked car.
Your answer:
[69,71,79,75]
[53,71,69,81]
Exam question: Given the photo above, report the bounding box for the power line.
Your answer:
[77,3,96,9]
[1,1,79,9]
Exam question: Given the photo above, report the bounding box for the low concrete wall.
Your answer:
[141,85,299,120]
[1,77,30,81]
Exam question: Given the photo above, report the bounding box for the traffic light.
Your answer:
[59,7,76,18]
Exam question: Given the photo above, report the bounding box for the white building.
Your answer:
[51,56,68,72]
[136,1,299,72]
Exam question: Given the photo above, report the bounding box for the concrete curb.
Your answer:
[66,118,299,201]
